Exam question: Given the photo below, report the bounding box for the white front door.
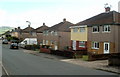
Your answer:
[104,42,110,54]
[72,40,76,50]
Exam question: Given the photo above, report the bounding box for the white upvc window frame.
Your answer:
[32,32,37,36]
[92,42,99,49]
[103,25,111,33]
[73,28,78,32]
[46,40,49,45]
[51,31,54,36]
[92,26,99,33]
[80,27,85,32]
[43,40,45,45]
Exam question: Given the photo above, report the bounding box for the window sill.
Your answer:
[79,46,85,47]
[92,48,99,50]
[102,31,111,33]
[92,32,99,33]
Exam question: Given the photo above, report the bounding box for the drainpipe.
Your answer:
[113,11,117,53]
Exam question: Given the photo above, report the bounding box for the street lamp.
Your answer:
[26,21,31,44]
[26,21,31,27]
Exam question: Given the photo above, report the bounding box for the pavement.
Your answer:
[22,49,120,74]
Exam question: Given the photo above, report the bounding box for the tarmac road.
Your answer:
[2,44,118,75]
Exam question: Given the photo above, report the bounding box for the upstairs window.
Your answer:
[92,26,99,33]
[43,30,49,36]
[32,32,36,36]
[80,27,85,32]
[73,28,78,32]
[54,31,58,36]
[103,25,111,32]
[51,31,54,36]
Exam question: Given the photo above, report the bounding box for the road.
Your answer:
[2,44,118,75]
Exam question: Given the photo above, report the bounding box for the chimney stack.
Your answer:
[28,25,30,27]
[104,3,111,13]
[63,18,66,22]
[43,23,45,26]
[18,27,20,29]
[15,28,17,30]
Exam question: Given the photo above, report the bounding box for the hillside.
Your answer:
[0,26,14,34]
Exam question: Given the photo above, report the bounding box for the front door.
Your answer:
[72,40,76,50]
[104,42,110,54]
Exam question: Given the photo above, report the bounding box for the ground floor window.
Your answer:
[46,40,48,45]
[79,41,85,48]
[92,42,99,49]
[43,40,45,45]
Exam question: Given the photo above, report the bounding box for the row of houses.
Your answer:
[10,9,120,59]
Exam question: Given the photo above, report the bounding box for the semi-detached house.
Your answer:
[76,11,120,55]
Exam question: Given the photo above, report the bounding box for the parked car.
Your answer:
[10,40,19,49]
[10,42,19,49]
[2,39,8,44]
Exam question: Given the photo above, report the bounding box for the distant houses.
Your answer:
[42,18,73,51]
[10,23,49,43]
[8,9,120,60]
[35,23,49,45]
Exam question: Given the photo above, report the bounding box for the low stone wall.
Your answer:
[108,53,120,66]
[40,48,51,53]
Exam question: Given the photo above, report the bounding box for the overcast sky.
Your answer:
[0,0,119,29]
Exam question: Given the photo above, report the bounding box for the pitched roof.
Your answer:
[75,11,120,26]
[22,26,35,32]
[35,23,49,33]
[47,19,74,32]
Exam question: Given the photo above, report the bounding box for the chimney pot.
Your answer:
[28,25,30,27]
[43,23,45,26]
[15,28,17,30]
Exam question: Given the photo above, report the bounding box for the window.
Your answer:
[80,27,85,32]
[46,40,48,45]
[73,28,78,32]
[43,31,49,36]
[43,31,45,36]
[43,40,45,45]
[50,41,54,45]
[32,32,36,36]
[92,26,99,33]
[103,25,111,32]
[79,41,85,48]
[29,31,32,35]
[46,31,49,35]
[54,31,58,36]
[51,31,54,35]
[92,42,99,49]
